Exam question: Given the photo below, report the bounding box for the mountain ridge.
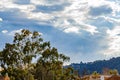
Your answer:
[68,57,120,75]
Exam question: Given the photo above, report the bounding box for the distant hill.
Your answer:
[68,57,120,75]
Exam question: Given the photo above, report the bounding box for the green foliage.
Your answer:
[0,29,76,80]
[92,71,99,75]
[34,46,70,80]
[109,69,118,75]
[0,29,46,79]
[92,71,100,79]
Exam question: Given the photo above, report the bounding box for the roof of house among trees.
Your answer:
[106,75,120,80]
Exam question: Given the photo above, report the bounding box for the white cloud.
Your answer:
[64,27,80,34]
[1,30,8,34]
[0,18,3,21]
[27,12,53,21]
[0,0,120,35]
[0,0,35,12]
[30,0,68,6]
[102,16,120,24]
[9,29,22,36]
[38,32,43,35]
[6,29,43,36]
[79,22,99,35]
[103,26,120,57]
[0,0,120,62]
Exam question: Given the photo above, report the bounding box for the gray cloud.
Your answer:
[89,5,112,16]
[33,5,66,13]
[13,0,30,5]
[0,9,39,26]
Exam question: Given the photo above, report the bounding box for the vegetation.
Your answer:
[0,29,79,80]
[69,57,120,75]
[109,69,118,75]
[91,71,100,79]
[0,29,119,80]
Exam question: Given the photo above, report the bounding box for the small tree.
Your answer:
[109,69,118,75]
[92,71,100,79]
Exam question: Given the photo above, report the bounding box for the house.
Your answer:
[0,76,10,80]
[105,75,120,80]
[82,75,111,80]
[4,76,10,80]
[0,76,4,80]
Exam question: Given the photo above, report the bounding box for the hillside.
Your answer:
[69,57,120,75]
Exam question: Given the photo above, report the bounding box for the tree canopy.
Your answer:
[0,29,78,80]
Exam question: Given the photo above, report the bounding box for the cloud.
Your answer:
[2,29,43,37]
[89,5,112,16]
[0,0,119,40]
[0,0,99,35]
[30,0,69,6]
[0,0,120,63]
[0,9,40,27]
[33,5,66,13]
[79,22,99,35]
[102,16,120,24]
[13,0,30,5]
[1,30,8,34]
[64,27,80,34]
[0,0,35,12]
[1,0,120,36]
[8,29,22,36]
[102,26,120,57]
[0,18,3,22]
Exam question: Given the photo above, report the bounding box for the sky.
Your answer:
[0,0,120,64]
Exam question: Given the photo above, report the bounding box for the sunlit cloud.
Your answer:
[8,29,23,36]
[1,30,8,34]
[64,27,80,34]
[0,18,3,22]
[102,26,120,57]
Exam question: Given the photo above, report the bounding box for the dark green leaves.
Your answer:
[0,29,72,80]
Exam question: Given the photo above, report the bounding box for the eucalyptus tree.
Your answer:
[35,47,70,80]
[0,29,50,79]
[0,29,73,80]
